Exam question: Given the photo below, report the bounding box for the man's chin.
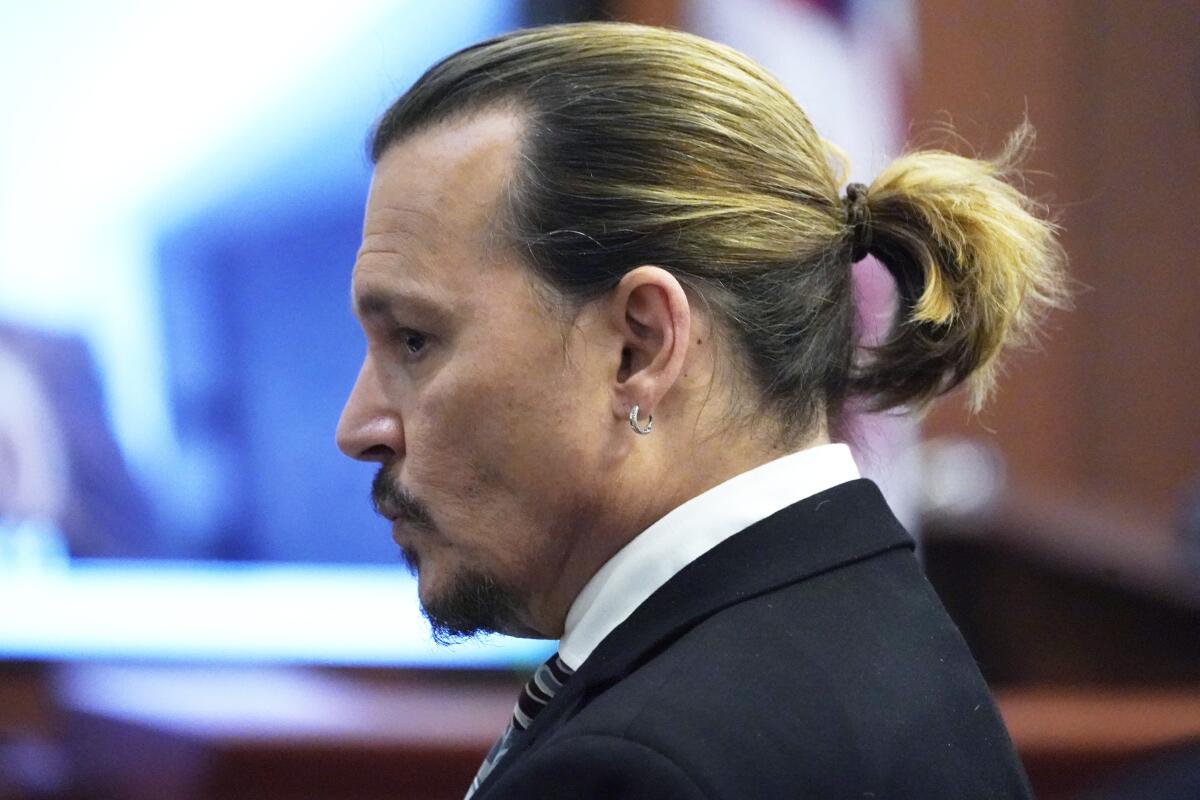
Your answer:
[416,566,525,646]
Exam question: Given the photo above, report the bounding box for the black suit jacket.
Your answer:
[476,480,1033,799]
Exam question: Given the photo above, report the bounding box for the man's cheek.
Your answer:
[429,393,518,472]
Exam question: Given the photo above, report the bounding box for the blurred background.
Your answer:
[0,1,1196,798]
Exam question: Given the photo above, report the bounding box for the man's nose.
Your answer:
[335,360,404,462]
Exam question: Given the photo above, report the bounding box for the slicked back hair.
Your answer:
[371,22,1067,441]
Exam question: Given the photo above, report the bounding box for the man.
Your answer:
[336,22,1064,799]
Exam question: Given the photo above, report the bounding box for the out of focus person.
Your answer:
[0,324,154,560]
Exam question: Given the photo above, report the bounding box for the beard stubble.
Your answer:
[371,465,525,644]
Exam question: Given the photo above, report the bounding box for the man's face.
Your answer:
[337,111,616,641]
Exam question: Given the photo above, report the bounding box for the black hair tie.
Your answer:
[842,182,873,262]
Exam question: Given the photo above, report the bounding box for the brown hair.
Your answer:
[370,22,1068,440]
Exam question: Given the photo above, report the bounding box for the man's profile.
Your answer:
[336,22,1066,799]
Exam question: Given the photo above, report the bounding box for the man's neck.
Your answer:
[518,427,831,639]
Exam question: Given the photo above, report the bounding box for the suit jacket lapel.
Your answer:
[482,479,913,790]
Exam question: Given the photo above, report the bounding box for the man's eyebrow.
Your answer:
[351,289,450,324]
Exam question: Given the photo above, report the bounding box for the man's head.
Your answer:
[337,108,711,642]
[338,23,853,643]
[336,22,1066,642]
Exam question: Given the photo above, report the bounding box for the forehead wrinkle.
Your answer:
[361,201,506,272]
[354,203,439,283]
[350,240,446,323]
[361,202,442,238]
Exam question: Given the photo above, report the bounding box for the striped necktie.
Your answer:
[465,653,575,799]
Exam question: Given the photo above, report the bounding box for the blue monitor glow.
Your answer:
[0,2,553,668]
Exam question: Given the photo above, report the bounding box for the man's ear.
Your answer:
[608,266,691,424]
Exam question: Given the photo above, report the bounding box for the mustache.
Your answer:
[371,467,436,530]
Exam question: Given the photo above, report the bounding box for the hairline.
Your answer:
[372,98,589,332]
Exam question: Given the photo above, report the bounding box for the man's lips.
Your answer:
[390,518,432,546]
[390,521,423,573]
[371,468,436,531]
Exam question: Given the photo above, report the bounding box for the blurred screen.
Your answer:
[0,1,553,667]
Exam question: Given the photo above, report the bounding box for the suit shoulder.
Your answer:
[549,548,1031,798]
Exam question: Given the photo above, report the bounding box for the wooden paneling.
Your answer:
[913,0,1200,520]
[35,664,1200,800]
[605,0,681,27]
[998,688,1200,798]
[54,665,522,800]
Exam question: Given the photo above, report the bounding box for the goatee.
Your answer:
[372,466,524,644]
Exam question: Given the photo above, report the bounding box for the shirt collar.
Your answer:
[558,443,860,670]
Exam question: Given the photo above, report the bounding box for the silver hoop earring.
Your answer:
[629,404,653,435]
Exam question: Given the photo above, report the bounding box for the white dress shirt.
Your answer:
[558,443,861,670]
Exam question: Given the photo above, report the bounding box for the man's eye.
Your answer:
[394,329,428,355]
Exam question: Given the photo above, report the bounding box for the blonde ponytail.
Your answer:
[849,123,1070,412]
